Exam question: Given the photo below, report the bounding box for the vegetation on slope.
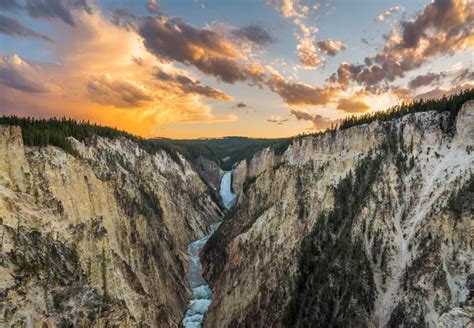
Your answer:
[0,116,183,163]
[151,137,292,171]
[0,116,291,170]
[284,154,381,327]
[284,127,416,327]
[0,89,471,170]
[339,89,473,130]
[448,173,474,221]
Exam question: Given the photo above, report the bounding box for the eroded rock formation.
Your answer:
[202,102,474,327]
[0,128,222,327]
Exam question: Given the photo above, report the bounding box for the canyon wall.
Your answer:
[0,127,222,327]
[202,101,474,327]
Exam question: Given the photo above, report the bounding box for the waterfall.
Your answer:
[219,171,236,209]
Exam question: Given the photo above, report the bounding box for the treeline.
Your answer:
[2,90,470,168]
[0,115,292,169]
[150,138,220,164]
[339,89,474,130]
[0,116,182,162]
[162,137,293,171]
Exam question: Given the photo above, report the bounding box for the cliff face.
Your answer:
[192,156,224,191]
[232,147,281,195]
[202,101,474,327]
[0,127,222,327]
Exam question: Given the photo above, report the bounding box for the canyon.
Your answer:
[203,100,474,327]
[0,100,472,327]
[182,171,236,327]
[0,127,222,327]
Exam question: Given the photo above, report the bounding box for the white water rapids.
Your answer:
[182,171,236,327]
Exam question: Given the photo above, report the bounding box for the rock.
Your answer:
[0,127,222,327]
[202,103,474,327]
[439,308,474,328]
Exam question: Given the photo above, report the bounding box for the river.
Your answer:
[182,171,236,327]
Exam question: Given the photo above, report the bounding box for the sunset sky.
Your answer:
[0,0,472,138]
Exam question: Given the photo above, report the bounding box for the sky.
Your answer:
[0,0,472,139]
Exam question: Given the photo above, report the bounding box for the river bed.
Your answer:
[182,172,236,327]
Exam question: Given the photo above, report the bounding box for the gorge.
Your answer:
[182,172,235,327]
[0,94,473,327]
[1,0,473,325]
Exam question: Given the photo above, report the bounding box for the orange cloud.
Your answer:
[267,74,339,106]
[297,37,321,68]
[317,39,345,56]
[337,93,370,113]
[0,9,236,137]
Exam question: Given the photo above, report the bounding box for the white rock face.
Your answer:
[203,104,474,327]
[0,129,222,327]
[438,307,474,328]
[232,147,280,194]
[456,100,474,145]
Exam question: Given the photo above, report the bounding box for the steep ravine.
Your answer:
[182,172,236,327]
[202,101,474,327]
[0,101,472,327]
[0,128,223,327]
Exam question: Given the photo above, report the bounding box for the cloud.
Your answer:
[0,0,20,11]
[451,68,474,84]
[0,11,236,137]
[266,0,307,19]
[267,74,338,106]
[297,37,321,67]
[146,0,159,14]
[0,54,48,93]
[337,94,369,113]
[400,66,472,93]
[139,16,251,84]
[413,83,474,100]
[154,69,233,100]
[0,14,53,41]
[294,21,322,68]
[329,0,473,91]
[408,72,441,89]
[390,86,412,100]
[267,115,288,124]
[137,12,336,106]
[25,0,92,26]
[111,8,140,32]
[265,0,326,68]
[131,56,144,66]
[232,24,276,46]
[295,28,345,67]
[87,74,153,108]
[289,108,336,130]
[140,16,240,62]
[316,39,345,56]
[294,23,345,67]
[267,0,298,18]
[375,6,403,22]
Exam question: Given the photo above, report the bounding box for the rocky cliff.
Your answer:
[192,156,224,191]
[0,127,222,327]
[202,101,474,327]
